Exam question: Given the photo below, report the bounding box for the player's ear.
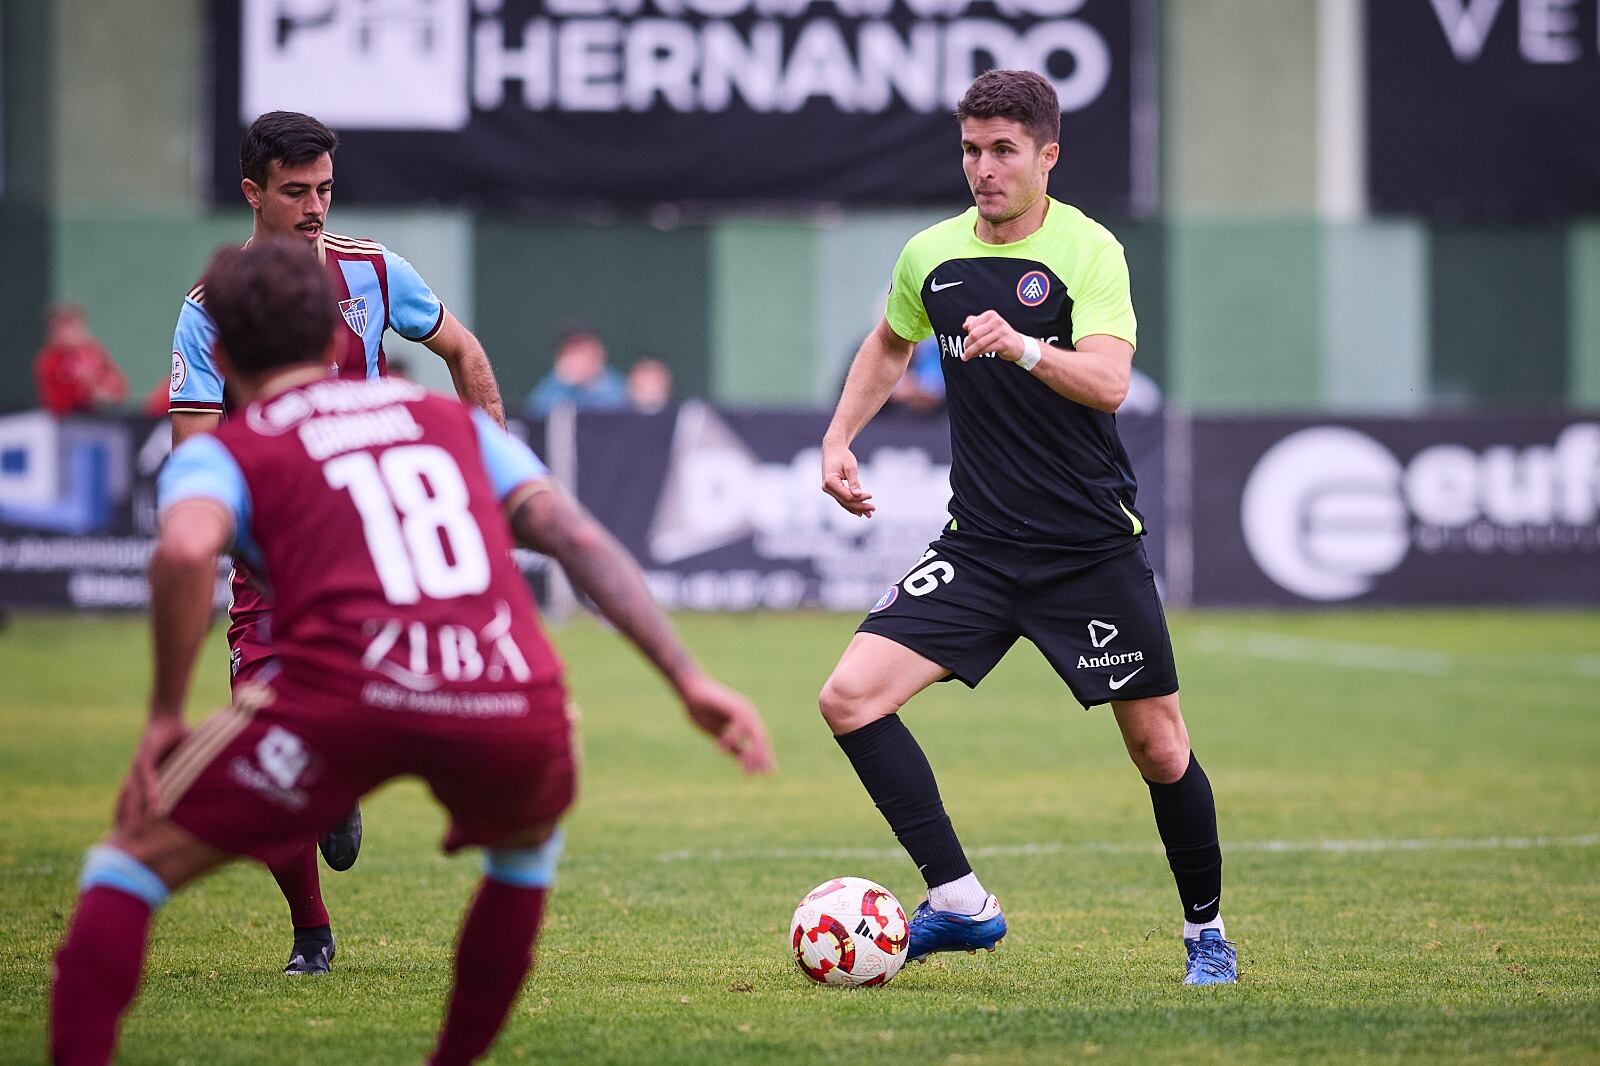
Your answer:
[241,178,262,211]
[1040,141,1060,172]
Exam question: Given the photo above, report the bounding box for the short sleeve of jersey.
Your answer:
[168,298,224,412]
[471,408,549,501]
[383,248,446,343]
[1069,239,1138,350]
[157,434,262,567]
[885,243,933,343]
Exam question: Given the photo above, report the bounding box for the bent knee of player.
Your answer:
[102,820,226,895]
[817,673,891,734]
[1127,734,1190,783]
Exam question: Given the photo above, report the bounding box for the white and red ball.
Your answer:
[789,876,909,987]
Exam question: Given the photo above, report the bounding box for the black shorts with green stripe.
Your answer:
[857,527,1178,708]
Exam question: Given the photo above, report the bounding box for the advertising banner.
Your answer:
[0,413,173,609]
[1367,0,1600,218]
[210,0,1154,211]
[1190,415,1600,606]
[567,402,1165,610]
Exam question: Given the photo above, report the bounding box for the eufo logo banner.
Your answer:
[214,0,1153,209]
[1191,417,1600,606]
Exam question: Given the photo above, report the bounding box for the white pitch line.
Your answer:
[656,834,1600,864]
[1189,629,1600,678]
[1189,629,1451,675]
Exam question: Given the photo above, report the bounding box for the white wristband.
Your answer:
[1016,335,1042,371]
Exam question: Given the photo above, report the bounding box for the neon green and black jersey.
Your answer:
[885,197,1144,549]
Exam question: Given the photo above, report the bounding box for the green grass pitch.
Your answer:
[2,609,1598,1063]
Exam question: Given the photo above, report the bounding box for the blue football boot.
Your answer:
[1183,927,1238,985]
[907,895,1007,962]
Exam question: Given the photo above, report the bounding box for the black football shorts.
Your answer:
[856,526,1179,708]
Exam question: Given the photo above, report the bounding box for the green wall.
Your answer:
[710,221,818,406]
[1430,228,1568,409]
[473,219,712,416]
[1566,223,1600,408]
[1169,219,1322,411]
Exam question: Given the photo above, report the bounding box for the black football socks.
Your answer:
[1145,752,1223,924]
[834,714,971,888]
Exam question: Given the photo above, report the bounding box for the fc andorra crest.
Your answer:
[339,296,369,336]
[1017,271,1050,307]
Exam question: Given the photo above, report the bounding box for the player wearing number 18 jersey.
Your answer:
[818,70,1235,986]
[49,240,773,1066]
[168,111,511,974]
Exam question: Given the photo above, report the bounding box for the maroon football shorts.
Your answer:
[161,673,577,864]
[226,567,278,687]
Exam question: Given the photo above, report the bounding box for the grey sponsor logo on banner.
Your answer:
[1241,423,1600,601]
[646,402,952,609]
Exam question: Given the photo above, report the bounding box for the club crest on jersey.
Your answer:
[1017,271,1050,307]
[339,296,370,336]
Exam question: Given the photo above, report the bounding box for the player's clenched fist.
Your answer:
[962,310,1025,362]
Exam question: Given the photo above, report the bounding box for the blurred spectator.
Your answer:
[33,304,128,416]
[887,337,946,414]
[627,357,673,414]
[524,329,627,418]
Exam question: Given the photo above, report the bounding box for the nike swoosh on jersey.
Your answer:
[929,278,963,292]
[1107,666,1145,690]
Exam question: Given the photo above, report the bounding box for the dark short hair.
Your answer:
[240,111,339,186]
[955,70,1061,150]
[202,239,338,376]
[555,327,603,352]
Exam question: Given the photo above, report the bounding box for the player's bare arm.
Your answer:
[961,309,1133,413]
[821,317,917,517]
[123,500,231,826]
[508,480,776,774]
[426,310,506,428]
[170,411,221,447]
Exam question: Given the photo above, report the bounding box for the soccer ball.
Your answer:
[789,876,909,987]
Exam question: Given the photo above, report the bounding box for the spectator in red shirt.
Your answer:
[34,304,128,416]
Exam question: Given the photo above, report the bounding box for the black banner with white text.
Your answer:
[208,0,1155,211]
[1368,0,1600,219]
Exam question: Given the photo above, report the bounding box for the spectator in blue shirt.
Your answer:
[525,329,627,418]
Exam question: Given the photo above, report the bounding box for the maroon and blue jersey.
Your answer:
[167,233,445,417]
[167,232,448,681]
[158,378,562,715]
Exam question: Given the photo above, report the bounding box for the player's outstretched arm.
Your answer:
[508,482,776,774]
[124,501,230,826]
[821,317,916,517]
[426,310,507,427]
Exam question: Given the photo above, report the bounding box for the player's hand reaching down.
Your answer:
[821,440,875,517]
[115,715,189,829]
[678,672,776,775]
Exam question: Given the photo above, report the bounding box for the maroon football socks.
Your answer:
[268,842,330,929]
[429,879,549,1066]
[50,886,153,1065]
